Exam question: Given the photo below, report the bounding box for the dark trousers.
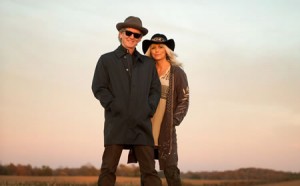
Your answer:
[164,165,182,186]
[98,145,162,186]
[141,165,182,186]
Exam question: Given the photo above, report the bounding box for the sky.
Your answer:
[1,0,300,172]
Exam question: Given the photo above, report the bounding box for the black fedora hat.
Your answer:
[116,16,148,36]
[142,33,175,54]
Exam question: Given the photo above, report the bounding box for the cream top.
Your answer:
[151,67,170,146]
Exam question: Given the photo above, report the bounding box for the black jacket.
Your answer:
[92,45,161,146]
[157,65,189,169]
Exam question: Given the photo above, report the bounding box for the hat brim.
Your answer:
[142,39,175,54]
[116,23,148,36]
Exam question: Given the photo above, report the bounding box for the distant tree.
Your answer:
[6,163,17,175]
[38,165,52,176]
[0,164,8,175]
[53,167,69,176]
[15,164,32,175]
[78,163,99,176]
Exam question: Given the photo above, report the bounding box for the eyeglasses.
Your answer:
[124,30,142,39]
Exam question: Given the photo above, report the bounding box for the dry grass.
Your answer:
[0,176,223,186]
[255,180,300,186]
[0,176,97,183]
[1,176,298,186]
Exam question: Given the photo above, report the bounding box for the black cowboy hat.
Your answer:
[116,16,148,36]
[142,33,175,54]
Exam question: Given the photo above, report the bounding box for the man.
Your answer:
[92,16,162,186]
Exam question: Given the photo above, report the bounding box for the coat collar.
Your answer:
[115,45,143,63]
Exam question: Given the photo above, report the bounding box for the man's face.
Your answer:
[120,28,142,51]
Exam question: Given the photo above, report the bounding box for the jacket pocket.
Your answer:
[109,99,122,115]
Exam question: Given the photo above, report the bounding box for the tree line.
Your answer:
[0,163,98,176]
[1,163,300,183]
[182,168,300,182]
[0,163,138,177]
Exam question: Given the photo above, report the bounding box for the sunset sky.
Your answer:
[1,0,300,172]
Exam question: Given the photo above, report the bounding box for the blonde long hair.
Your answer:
[145,44,182,67]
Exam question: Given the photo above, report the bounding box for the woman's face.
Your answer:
[150,44,167,61]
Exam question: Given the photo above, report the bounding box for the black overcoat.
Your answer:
[92,45,161,147]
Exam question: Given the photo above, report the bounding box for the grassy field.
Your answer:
[1,176,299,186]
[255,180,300,186]
[0,176,250,186]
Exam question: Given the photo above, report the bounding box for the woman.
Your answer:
[142,33,189,186]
